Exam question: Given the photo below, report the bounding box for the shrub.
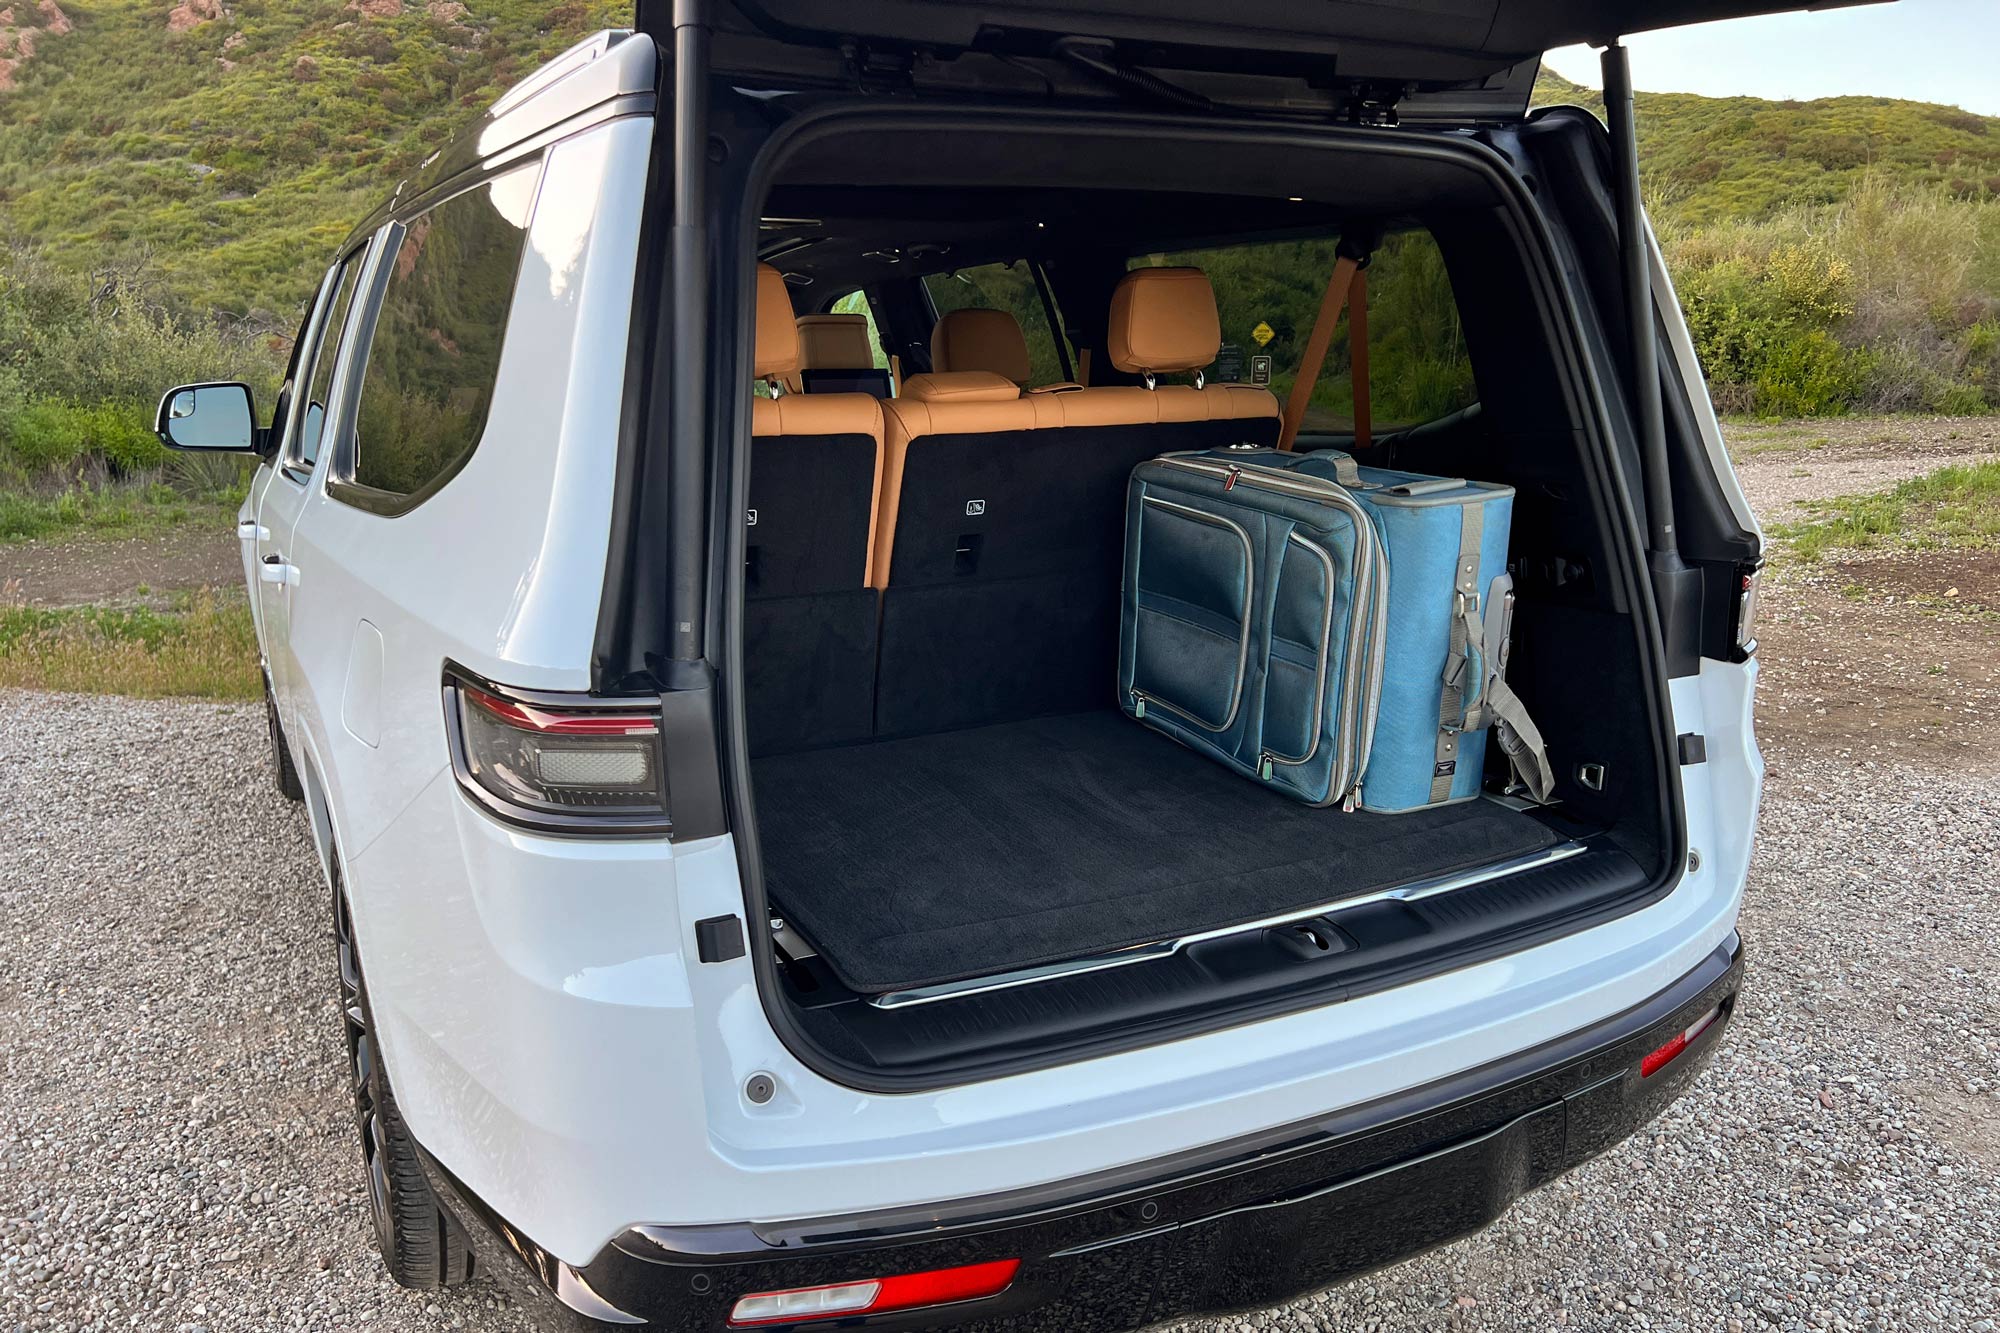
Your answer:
[1752,332,1868,417]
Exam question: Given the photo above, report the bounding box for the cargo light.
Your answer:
[1639,1004,1722,1079]
[442,667,671,836]
[727,1258,1021,1327]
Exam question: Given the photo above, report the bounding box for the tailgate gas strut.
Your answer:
[1600,41,1701,675]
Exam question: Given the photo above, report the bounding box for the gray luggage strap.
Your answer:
[1430,507,1556,805]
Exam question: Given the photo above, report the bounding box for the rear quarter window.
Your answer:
[1134,229,1476,433]
[341,169,534,512]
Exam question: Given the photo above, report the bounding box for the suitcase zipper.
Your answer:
[1158,456,1387,804]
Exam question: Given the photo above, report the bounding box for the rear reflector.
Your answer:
[729,1259,1021,1327]
[1639,1004,1722,1078]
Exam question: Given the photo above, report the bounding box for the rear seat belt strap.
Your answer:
[1349,268,1371,453]
[1279,255,1356,452]
[1278,251,1373,453]
[1075,347,1092,387]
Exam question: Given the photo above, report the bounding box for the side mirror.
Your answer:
[155,382,260,453]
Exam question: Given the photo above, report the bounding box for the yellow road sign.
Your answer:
[1251,321,1275,346]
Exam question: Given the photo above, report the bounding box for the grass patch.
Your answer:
[0,483,237,544]
[0,589,258,700]
[1775,460,2000,562]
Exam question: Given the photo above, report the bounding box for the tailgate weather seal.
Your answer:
[868,839,1589,1010]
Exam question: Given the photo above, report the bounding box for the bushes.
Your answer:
[1664,179,2000,416]
[0,249,276,490]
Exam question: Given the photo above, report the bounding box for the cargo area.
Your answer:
[756,710,1565,995]
[709,114,1694,1081]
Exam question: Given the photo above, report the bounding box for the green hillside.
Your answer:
[1533,70,2000,226]
[0,0,626,319]
[0,17,1995,510]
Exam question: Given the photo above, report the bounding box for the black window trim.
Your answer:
[324,161,541,520]
[279,246,373,488]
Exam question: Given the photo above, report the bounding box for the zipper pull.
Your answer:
[1341,787,1359,813]
[1258,752,1274,780]
[1223,466,1241,492]
[1131,691,1147,720]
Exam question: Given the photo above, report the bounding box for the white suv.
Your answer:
[157,4,1774,1328]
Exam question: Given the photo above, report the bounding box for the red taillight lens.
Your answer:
[728,1259,1021,1327]
[1639,1004,1721,1079]
[445,674,669,835]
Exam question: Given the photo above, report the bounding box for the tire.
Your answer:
[333,870,475,1289]
[265,676,305,802]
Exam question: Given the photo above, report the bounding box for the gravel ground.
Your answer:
[4,696,1997,1332]
[5,421,1998,1333]
[1725,415,1999,524]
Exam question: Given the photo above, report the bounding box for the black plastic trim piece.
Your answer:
[696,915,747,963]
[710,101,1691,1095]
[1677,733,1707,765]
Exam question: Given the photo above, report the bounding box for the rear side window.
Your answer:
[346,171,532,508]
[923,262,1066,385]
[293,254,365,476]
[1132,230,1476,433]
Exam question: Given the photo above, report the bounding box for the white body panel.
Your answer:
[236,28,1764,1274]
[338,664,1754,1264]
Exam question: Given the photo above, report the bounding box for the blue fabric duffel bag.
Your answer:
[1118,447,1552,812]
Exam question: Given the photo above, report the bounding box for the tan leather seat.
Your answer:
[792,313,879,393]
[1102,266,1281,418]
[930,308,1033,384]
[872,269,1275,584]
[750,264,886,588]
[863,266,1280,736]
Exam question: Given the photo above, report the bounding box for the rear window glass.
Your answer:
[1131,230,1476,433]
[922,261,1066,385]
[348,170,533,505]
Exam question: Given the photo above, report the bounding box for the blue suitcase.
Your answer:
[1118,448,1551,812]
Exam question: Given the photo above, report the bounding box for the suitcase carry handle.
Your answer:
[1383,477,1466,497]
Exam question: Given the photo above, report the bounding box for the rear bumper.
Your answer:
[424,933,1742,1332]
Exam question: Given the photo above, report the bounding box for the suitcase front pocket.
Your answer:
[1129,495,1253,733]
[1260,532,1337,769]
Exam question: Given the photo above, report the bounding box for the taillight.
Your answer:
[1639,1004,1721,1079]
[1734,562,1762,658]
[728,1259,1021,1327]
[443,667,670,836]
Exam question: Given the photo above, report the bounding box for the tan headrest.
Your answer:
[931,308,1032,384]
[797,314,875,370]
[1107,267,1220,375]
[754,264,800,380]
[899,371,1022,404]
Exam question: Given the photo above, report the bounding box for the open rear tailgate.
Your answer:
[705,0,1890,119]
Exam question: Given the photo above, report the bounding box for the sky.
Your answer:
[1543,0,2000,117]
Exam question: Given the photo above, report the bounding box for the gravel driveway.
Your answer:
[5,419,1999,1332]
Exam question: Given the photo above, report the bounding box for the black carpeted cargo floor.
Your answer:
[753,710,1561,994]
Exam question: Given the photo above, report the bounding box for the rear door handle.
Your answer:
[260,554,299,587]
[238,520,269,541]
